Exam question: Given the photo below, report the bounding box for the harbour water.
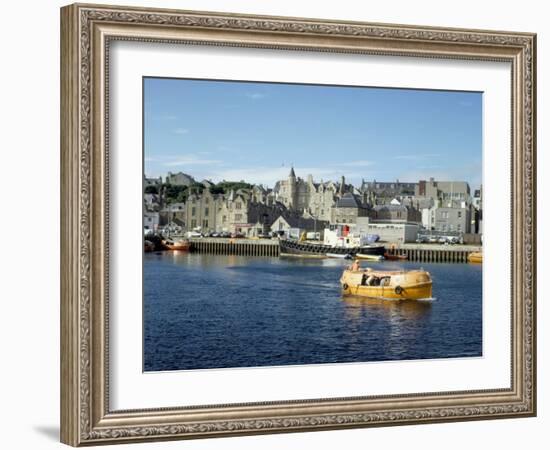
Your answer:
[144,252,482,371]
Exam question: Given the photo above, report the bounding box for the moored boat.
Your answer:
[279,239,385,257]
[467,251,482,263]
[383,252,408,261]
[144,240,155,253]
[279,224,385,258]
[340,264,432,300]
[162,238,191,251]
[356,253,384,261]
[326,252,353,259]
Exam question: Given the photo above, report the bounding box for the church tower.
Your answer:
[339,175,346,196]
[288,166,297,209]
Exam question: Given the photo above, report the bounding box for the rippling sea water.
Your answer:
[143,252,482,371]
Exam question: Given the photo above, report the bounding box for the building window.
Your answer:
[191,207,196,216]
[202,219,208,228]
[205,197,209,204]
[204,207,209,216]
[222,215,227,223]
[191,219,197,228]
[235,214,242,222]
[457,211,462,218]
[235,202,242,210]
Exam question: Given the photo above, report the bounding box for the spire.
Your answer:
[289,166,296,178]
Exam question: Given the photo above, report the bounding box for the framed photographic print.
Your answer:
[60,3,536,446]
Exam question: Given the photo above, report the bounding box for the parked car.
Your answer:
[185,231,202,238]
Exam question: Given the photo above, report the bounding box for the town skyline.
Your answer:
[146,169,481,193]
[144,78,482,188]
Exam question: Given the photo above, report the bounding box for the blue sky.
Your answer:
[144,77,482,189]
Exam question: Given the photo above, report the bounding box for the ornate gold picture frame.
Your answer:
[60,3,536,446]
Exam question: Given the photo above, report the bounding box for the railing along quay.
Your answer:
[189,238,280,257]
[186,238,481,263]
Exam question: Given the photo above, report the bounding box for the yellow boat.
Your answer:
[340,266,432,300]
[468,251,483,263]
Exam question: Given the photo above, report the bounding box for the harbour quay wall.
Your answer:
[385,243,482,263]
[188,238,482,263]
[189,238,280,257]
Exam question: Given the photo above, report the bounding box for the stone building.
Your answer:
[473,185,483,234]
[273,168,348,221]
[415,178,474,233]
[432,201,471,234]
[371,203,422,224]
[215,189,250,234]
[165,171,195,186]
[331,193,370,225]
[416,178,471,206]
[270,211,327,238]
[351,202,421,244]
[144,193,161,212]
[250,185,276,205]
[160,202,186,227]
[143,211,159,233]
[185,188,224,231]
[359,179,417,206]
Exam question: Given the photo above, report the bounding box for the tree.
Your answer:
[212,181,253,194]
[163,184,188,203]
[144,185,158,194]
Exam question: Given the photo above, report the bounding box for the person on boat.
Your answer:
[350,260,361,271]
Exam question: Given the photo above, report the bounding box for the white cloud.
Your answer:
[163,155,222,166]
[245,92,266,100]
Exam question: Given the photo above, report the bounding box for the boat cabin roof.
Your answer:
[345,268,426,277]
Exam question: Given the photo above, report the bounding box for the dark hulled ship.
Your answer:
[279,239,385,257]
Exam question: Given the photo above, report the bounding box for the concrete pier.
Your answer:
[186,238,481,263]
[385,243,482,263]
[189,238,279,257]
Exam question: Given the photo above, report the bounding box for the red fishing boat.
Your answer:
[383,252,408,261]
[162,238,191,251]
